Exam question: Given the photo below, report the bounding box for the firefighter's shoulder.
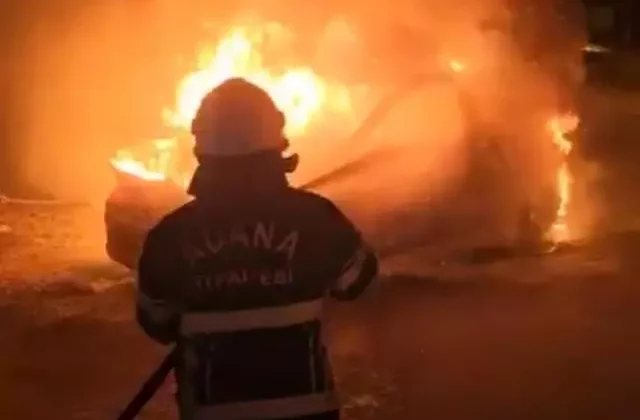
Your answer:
[143,200,198,246]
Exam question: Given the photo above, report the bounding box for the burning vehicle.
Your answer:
[105,4,585,270]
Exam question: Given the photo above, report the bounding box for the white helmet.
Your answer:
[191,78,287,157]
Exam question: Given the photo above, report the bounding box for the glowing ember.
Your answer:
[111,23,351,183]
[546,113,580,243]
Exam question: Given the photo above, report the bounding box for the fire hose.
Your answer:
[117,349,178,420]
[301,70,456,190]
[116,69,459,420]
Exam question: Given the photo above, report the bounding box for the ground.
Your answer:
[2,199,640,420]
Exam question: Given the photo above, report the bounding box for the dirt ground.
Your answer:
[2,199,640,420]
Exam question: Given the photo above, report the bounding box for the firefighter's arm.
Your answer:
[135,226,181,344]
[325,204,379,300]
[331,240,379,301]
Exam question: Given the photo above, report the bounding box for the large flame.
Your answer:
[163,27,331,135]
[111,23,351,183]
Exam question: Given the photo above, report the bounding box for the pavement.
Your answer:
[1,202,640,420]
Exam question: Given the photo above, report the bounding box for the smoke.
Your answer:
[12,1,198,202]
[293,0,587,241]
[10,0,585,227]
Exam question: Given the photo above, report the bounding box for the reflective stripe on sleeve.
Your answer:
[334,245,369,293]
[193,392,339,420]
[137,292,178,324]
[180,299,323,335]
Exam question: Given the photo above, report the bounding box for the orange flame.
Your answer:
[111,23,352,183]
[546,113,579,243]
[162,27,330,135]
[111,139,177,182]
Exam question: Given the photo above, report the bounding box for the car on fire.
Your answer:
[104,5,587,270]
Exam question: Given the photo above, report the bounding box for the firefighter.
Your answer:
[135,78,379,420]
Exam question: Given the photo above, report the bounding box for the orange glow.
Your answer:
[162,27,329,135]
[111,139,176,182]
[110,23,352,183]
[546,113,579,243]
[449,59,466,73]
[109,20,582,247]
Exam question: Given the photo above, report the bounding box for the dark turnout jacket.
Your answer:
[135,174,378,420]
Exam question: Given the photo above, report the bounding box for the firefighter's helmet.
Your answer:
[191,78,287,157]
